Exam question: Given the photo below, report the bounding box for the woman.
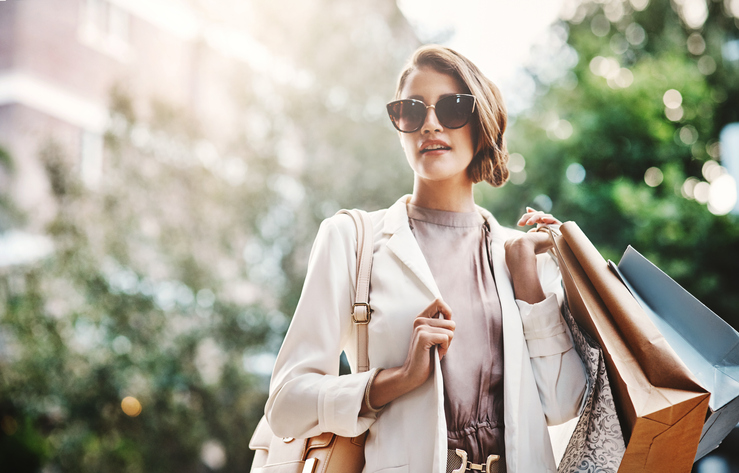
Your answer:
[265,45,587,473]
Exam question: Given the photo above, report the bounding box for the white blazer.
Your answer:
[266,195,586,473]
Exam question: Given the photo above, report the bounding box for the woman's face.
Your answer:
[398,66,476,187]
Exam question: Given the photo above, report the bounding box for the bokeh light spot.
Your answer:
[663,89,683,109]
[548,119,573,140]
[708,174,737,215]
[702,160,727,182]
[121,396,142,417]
[508,153,526,173]
[665,106,684,121]
[687,33,706,55]
[729,0,739,17]
[201,439,227,470]
[533,194,553,212]
[630,0,650,11]
[682,177,700,199]
[566,163,586,184]
[604,1,625,22]
[112,335,132,355]
[591,15,610,37]
[677,0,708,29]
[610,34,629,54]
[243,351,277,375]
[679,125,699,145]
[698,56,717,75]
[625,23,647,46]
[644,167,664,187]
[196,288,215,308]
[613,68,634,88]
[706,142,721,158]
[509,170,527,185]
[695,454,731,473]
[589,56,606,75]
[694,181,711,204]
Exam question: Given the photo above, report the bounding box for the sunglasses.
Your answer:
[386,94,477,133]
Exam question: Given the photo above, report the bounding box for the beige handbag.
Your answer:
[249,209,374,473]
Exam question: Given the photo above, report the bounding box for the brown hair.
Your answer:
[395,45,510,187]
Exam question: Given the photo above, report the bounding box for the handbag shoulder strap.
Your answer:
[337,209,374,373]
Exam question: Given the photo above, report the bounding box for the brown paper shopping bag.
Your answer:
[548,222,710,473]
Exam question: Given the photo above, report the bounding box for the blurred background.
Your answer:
[0,0,737,471]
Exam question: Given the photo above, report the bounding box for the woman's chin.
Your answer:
[415,169,470,185]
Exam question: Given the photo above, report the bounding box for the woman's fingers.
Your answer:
[413,299,455,360]
[415,326,454,358]
[401,300,458,387]
[413,313,455,332]
[517,207,562,227]
[526,231,554,254]
[417,298,453,321]
[426,332,452,358]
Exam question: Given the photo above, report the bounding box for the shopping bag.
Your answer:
[547,223,710,473]
[612,245,739,461]
[556,297,625,473]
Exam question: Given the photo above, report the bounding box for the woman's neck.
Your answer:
[409,176,476,213]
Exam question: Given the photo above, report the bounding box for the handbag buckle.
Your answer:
[302,458,317,473]
[451,449,467,473]
[452,449,500,473]
[351,303,372,324]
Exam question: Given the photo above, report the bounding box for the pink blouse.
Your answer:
[407,203,504,463]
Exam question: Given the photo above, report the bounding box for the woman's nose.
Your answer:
[421,106,443,133]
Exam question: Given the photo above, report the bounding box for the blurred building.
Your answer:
[0,0,266,232]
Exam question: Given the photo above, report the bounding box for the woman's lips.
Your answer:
[420,140,451,154]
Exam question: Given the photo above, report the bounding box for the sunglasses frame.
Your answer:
[386,94,477,133]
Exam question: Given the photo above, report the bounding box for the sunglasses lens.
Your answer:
[436,95,475,129]
[388,100,425,132]
[386,95,475,132]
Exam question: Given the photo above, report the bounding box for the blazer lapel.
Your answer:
[480,209,520,333]
[480,207,527,473]
[383,196,441,299]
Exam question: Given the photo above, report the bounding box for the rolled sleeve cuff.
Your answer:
[317,370,376,437]
[517,293,573,357]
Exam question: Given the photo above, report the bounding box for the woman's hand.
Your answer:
[400,298,455,387]
[511,207,562,255]
[504,208,562,304]
[360,299,454,415]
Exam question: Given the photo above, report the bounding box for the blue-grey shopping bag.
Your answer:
[612,246,739,461]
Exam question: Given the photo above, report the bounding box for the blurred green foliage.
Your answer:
[0,145,24,232]
[480,0,739,324]
[0,0,415,471]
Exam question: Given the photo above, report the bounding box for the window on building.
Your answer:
[78,0,133,62]
[80,130,104,189]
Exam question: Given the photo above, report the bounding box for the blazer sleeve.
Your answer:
[516,251,587,426]
[265,214,378,439]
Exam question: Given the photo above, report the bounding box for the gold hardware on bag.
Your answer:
[452,449,467,473]
[351,302,372,324]
[452,449,500,473]
[302,458,317,473]
[486,454,500,473]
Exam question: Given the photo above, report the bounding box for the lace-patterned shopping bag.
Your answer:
[557,298,625,473]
